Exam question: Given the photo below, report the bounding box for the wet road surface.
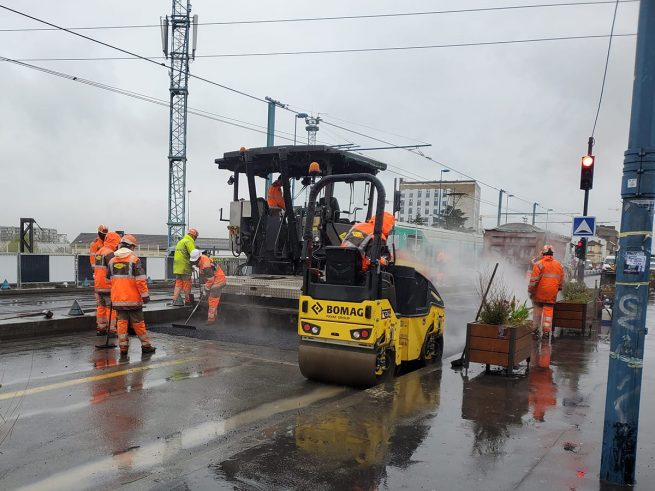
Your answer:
[0,290,654,490]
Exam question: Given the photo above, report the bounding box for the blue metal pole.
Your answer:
[600,0,655,484]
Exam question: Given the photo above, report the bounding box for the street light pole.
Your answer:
[497,189,504,227]
[187,189,191,229]
[505,194,514,224]
[532,202,538,225]
[438,169,450,222]
[294,112,308,145]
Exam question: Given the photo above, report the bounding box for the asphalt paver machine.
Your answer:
[215,146,386,275]
[297,173,446,387]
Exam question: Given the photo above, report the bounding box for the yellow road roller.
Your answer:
[297,173,445,387]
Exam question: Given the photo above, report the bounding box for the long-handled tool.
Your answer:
[0,310,53,321]
[451,262,499,368]
[171,284,204,330]
[95,303,117,349]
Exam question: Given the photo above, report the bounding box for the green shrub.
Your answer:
[562,281,594,303]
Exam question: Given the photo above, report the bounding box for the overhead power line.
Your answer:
[591,0,621,137]
[13,33,637,62]
[0,4,594,222]
[0,1,638,32]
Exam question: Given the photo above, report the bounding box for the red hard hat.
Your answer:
[120,234,138,247]
[97,224,109,234]
[188,228,199,238]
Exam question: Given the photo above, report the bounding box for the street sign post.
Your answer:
[572,216,596,237]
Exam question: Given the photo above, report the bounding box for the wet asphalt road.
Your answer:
[1,288,654,490]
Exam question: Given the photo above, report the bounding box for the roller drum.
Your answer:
[298,341,380,388]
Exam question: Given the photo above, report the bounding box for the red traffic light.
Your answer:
[581,155,595,167]
[580,155,595,190]
[577,240,583,247]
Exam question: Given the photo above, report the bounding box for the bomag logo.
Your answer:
[311,302,324,315]
[113,263,126,270]
[326,305,364,317]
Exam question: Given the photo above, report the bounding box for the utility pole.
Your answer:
[601,0,655,485]
[497,189,504,227]
[532,203,538,225]
[264,96,287,196]
[162,1,197,249]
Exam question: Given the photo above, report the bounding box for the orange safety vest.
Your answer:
[89,237,104,266]
[341,212,395,271]
[198,255,227,290]
[93,232,121,293]
[528,255,564,304]
[267,183,285,209]
[107,248,149,309]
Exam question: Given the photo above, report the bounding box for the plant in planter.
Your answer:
[466,272,533,374]
[554,280,597,335]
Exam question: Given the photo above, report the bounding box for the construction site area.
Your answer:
[2,0,655,490]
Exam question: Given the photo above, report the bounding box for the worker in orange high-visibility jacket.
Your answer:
[341,211,395,271]
[93,231,121,336]
[190,249,226,324]
[107,234,155,355]
[89,224,108,266]
[266,176,286,209]
[173,228,198,305]
[528,244,564,339]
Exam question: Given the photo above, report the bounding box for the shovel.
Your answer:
[451,262,499,368]
[171,289,203,330]
[0,310,54,321]
[95,303,117,349]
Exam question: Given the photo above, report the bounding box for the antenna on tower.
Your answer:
[305,115,321,145]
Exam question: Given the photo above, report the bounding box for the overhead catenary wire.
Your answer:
[0,4,601,224]
[591,0,621,137]
[12,33,637,62]
[0,0,638,32]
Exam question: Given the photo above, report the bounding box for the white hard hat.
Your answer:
[190,249,202,262]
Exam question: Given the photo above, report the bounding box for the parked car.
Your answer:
[602,255,616,272]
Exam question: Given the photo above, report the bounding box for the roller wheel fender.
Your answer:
[420,328,443,365]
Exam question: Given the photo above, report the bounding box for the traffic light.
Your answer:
[575,238,586,259]
[580,154,595,190]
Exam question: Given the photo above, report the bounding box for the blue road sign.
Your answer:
[572,216,596,236]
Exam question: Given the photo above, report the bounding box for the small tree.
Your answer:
[412,213,427,226]
[443,206,467,231]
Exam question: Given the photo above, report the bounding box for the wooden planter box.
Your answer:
[465,322,533,374]
[553,301,595,335]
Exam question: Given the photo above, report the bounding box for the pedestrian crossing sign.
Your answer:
[572,216,596,237]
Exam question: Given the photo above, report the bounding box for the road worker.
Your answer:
[528,244,564,340]
[190,249,227,324]
[341,211,395,271]
[90,224,108,265]
[266,176,286,209]
[173,228,198,305]
[93,231,121,336]
[107,234,155,355]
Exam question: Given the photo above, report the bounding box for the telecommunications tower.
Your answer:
[161,1,198,247]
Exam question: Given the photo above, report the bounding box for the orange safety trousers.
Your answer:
[95,293,117,333]
[207,287,224,323]
[173,274,192,304]
[116,309,151,353]
[533,302,554,334]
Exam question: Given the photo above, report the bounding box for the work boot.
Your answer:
[119,349,129,359]
[141,345,156,354]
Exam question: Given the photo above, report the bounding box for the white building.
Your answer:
[397,180,481,231]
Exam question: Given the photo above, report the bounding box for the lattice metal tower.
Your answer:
[161,1,197,247]
[305,116,321,145]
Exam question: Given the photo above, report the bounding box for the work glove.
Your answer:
[142,296,151,304]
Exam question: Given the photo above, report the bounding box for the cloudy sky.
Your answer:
[0,0,640,241]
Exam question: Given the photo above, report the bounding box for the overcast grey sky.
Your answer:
[0,0,640,240]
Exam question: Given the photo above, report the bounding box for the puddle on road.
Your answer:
[16,386,345,491]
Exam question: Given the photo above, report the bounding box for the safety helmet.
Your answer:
[188,228,199,239]
[190,249,202,262]
[103,231,121,250]
[120,234,138,248]
[542,244,554,256]
[97,224,109,234]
